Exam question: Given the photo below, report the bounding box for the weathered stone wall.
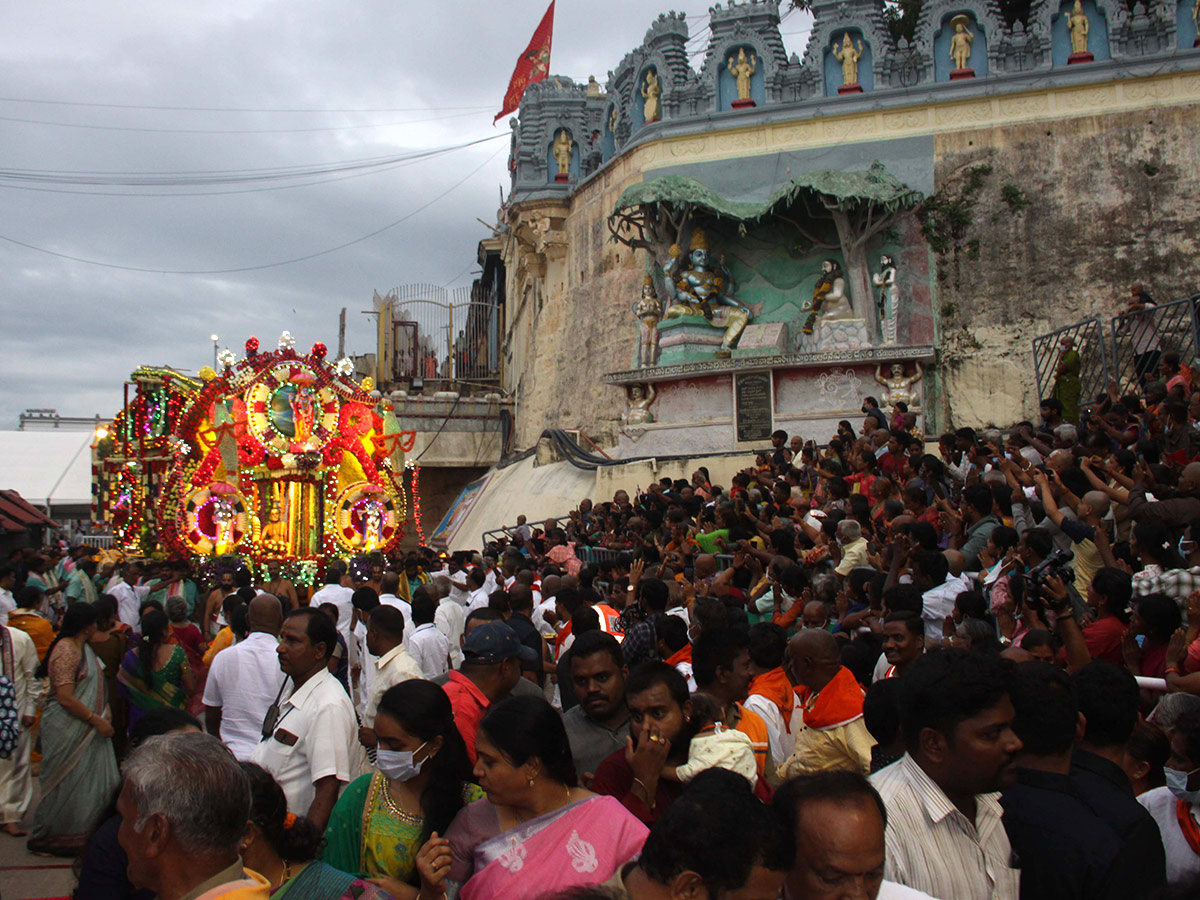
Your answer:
[931,101,1200,427]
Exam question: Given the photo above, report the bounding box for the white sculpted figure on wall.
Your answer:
[817,368,865,403]
[633,272,662,367]
[874,362,923,409]
[625,383,657,425]
[872,254,899,345]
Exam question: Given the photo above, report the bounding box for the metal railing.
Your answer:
[1031,318,1110,410]
[1110,296,1200,394]
[386,284,501,386]
[77,535,114,549]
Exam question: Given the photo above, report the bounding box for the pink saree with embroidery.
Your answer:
[446,795,648,900]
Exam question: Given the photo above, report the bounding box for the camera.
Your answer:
[1020,548,1075,612]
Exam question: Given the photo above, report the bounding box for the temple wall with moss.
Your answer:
[496,0,1200,449]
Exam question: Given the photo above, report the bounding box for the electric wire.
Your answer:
[0,147,504,275]
[0,95,495,113]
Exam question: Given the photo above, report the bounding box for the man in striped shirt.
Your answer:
[871,650,1022,900]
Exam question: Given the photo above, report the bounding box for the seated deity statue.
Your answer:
[662,228,752,355]
[802,259,853,335]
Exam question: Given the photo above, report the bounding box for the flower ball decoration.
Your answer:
[334,357,354,377]
[311,342,328,360]
[216,348,237,370]
[245,336,260,358]
[278,331,296,352]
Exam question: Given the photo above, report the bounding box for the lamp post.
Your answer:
[210,334,219,369]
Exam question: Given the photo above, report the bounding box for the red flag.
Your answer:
[495,1,554,123]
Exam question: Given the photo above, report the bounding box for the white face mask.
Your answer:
[1165,766,1200,804]
[376,741,429,782]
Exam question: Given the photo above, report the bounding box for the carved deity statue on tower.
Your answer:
[833,33,864,87]
[802,259,852,335]
[949,15,974,71]
[642,70,661,122]
[552,130,573,177]
[727,48,757,101]
[663,228,752,356]
[625,383,657,425]
[1068,0,1090,55]
[633,272,662,367]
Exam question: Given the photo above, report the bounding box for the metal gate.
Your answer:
[384,284,501,386]
[1110,296,1200,393]
[1031,318,1110,408]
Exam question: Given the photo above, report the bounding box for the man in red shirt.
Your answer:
[442,621,535,763]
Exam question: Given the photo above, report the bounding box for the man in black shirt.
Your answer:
[505,584,546,687]
[1001,662,1138,900]
[1071,661,1167,897]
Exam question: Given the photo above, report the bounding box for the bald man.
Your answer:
[778,629,874,779]
[1035,470,1110,596]
[203,592,286,760]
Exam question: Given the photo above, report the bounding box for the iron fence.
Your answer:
[1110,296,1200,394]
[386,284,501,386]
[1031,318,1110,410]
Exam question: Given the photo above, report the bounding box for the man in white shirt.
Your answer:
[532,573,560,634]
[203,593,286,762]
[870,650,1021,900]
[465,567,490,612]
[408,591,450,679]
[442,555,470,607]
[108,562,150,629]
[430,579,465,669]
[773,770,935,900]
[912,552,971,640]
[310,567,354,644]
[250,607,364,830]
[0,623,39,834]
[377,572,414,647]
[358,605,423,749]
[0,566,17,626]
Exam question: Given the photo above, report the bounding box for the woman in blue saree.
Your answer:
[27,602,120,857]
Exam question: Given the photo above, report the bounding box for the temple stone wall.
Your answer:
[931,101,1200,427]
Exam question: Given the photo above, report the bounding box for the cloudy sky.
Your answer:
[0,0,814,428]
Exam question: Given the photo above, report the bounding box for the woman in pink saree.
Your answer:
[429,696,647,899]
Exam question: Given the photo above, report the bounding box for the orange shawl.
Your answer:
[797,666,865,731]
[748,667,795,732]
[665,644,693,668]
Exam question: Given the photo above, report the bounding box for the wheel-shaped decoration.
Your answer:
[183,482,249,555]
[333,481,398,553]
[245,364,340,456]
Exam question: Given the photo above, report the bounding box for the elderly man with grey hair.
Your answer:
[834,519,870,578]
[117,731,268,900]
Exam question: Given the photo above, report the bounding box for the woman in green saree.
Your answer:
[118,608,193,729]
[323,680,483,899]
[1053,334,1083,425]
[27,603,120,857]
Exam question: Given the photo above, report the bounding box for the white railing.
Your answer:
[77,535,114,549]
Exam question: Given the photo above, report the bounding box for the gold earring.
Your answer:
[527,775,536,787]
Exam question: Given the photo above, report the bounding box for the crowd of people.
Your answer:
[5,368,1200,898]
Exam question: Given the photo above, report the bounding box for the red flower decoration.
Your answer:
[245,336,260,357]
[311,342,328,360]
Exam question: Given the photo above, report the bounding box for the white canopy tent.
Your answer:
[0,430,95,518]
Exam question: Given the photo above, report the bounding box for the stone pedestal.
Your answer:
[1067,51,1094,64]
[837,82,863,95]
[554,172,569,183]
[794,318,870,354]
[949,67,975,80]
[732,322,787,359]
[731,97,756,109]
[657,316,726,365]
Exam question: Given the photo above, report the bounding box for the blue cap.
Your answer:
[462,621,539,665]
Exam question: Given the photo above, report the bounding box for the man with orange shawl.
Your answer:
[777,628,874,778]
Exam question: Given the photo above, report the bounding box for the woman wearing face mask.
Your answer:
[322,680,483,898]
[1137,707,1200,889]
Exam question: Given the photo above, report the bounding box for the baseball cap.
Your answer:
[462,621,538,665]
